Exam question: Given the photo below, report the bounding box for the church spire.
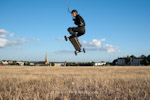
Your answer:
[45,52,49,65]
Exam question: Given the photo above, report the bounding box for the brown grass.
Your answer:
[0,66,150,100]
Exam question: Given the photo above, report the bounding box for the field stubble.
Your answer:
[0,66,150,100]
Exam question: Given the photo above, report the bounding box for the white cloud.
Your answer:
[103,44,120,53]
[0,38,8,47]
[0,38,28,48]
[82,39,104,49]
[0,29,40,48]
[56,38,65,41]
[31,38,40,41]
[6,38,28,46]
[82,40,87,44]
[100,38,106,42]
[89,39,101,47]
[9,33,14,37]
[55,50,73,54]
[0,29,9,38]
[0,29,37,48]
[82,38,120,54]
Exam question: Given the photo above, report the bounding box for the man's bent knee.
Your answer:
[67,27,72,32]
[77,32,85,37]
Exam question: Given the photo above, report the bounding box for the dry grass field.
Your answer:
[0,66,150,100]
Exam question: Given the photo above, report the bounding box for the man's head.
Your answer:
[71,10,78,17]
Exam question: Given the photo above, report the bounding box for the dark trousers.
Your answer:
[68,26,85,37]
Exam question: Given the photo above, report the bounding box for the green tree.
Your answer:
[91,61,95,66]
[51,62,55,66]
[140,55,146,58]
[140,57,149,66]
[12,61,17,65]
[24,62,30,66]
[66,63,70,66]
[125,56,131,65]
[147,55,150,65]
[106,62,111,66]
[130,55,136,59]
[66,63,73,66]
[0,61,2,64]
[112,59,117,65]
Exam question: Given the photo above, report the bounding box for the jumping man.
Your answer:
[68,10,85,38]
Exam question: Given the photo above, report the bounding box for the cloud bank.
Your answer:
[0,29,39,48]
[55,37,120,54]
[0,37,28,48]
[0,29,9,38]
[82,38,120,53]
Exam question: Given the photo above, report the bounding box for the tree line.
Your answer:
[66,62,95,66]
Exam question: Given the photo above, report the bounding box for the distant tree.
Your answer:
[75,63,80,66]
[147,55,150,65]
[140,57,149,66]
[24,61,30,66]
[140,55,150,65]
[106,62,111,66]
[27,62,30,66]
[24,62,30,66]
[129,55,136,64]
[130,55,136,59]
[78,62,95,66]
[66,63,70,66]
[140,55,146,58]
[51,62,55,66]
[66,62,94,66]
[12,61,17,65]
[66,63,80,66]
[66,63,74,66]
[125,56,131,65]
[112,59,117,65]
[91,61,95,66]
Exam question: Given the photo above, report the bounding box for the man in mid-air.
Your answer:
[68,10,85,38]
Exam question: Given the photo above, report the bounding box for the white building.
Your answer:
[131,58,143,66]
[116,57,144,66]
[94,62,106,66]
[17,62,24,66]
[54,62,66,66]
[116,58,126,66]
[29,63,35,66]
[1,61,8,65]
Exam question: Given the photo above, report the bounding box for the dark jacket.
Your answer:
[73,15,85,27]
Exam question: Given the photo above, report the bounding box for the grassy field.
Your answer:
[0,66,150,100]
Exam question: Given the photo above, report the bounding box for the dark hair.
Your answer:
[71,10,78,14]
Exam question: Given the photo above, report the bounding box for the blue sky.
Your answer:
[0,0,150,62]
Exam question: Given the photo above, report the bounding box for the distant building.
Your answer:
[94,61,106,66]
[35,62,46,66]
[34,52,50,66]
[116,58,126,66]
[0,61,3,66]
[116,57,144,66]
[29,62,35,66]
[54,62,66,66]
[17,62,24,66]
[131,58,143,66]
[8,60,13,65]
[1,61,8,65]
